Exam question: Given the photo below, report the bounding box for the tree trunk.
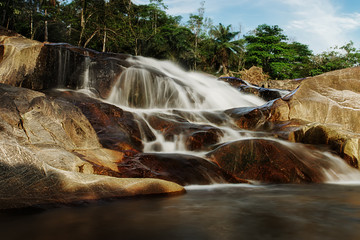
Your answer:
[134,38,138,56]
[44,8,48,42]
[78,0,87,46]
[2,0,11,28]
[83,30,98,48]
[102,28,107,52]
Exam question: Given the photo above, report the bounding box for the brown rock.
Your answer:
[226,67,360,168]
[146,113,223,151]
[289,123,360,168]
[0,31,130,98]
[47,90,144,154]
[207,138,329,183]
[0,142,184,209]
[275,67,360,132]
[0,84,185,209]
[115,153,245,186]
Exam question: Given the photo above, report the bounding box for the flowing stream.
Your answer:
[4,54,360,239]
[100,56,360,183]
[2,183,360,240]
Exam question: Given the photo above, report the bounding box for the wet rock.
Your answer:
[219,76,290,101]
[47,90,144,154]
[0,30,130,98]
[0,142,184,210]
[0,84,185,209]
[226,67,360,168]
[289,123,360,168]
[115,153,245,186]
[146,113,224,151]
[207,139,328,183]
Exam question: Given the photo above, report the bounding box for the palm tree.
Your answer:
[210,23,244,75]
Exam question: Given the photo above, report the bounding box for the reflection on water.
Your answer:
[1,184,360,240]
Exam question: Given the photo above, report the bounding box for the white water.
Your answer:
[57,47,70,87]
[77,55,360,183]
[107,56,265,110]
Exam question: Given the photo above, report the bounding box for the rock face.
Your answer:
[2,29,360,209]
[0,27,129,98]
[145,113,224,152]
[219,77,290,101]
[207,139,327,183]
[227,67,360,168]
[0,83,185,209]
[115,153,243,185]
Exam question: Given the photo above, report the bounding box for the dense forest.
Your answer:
[1,0,360,79]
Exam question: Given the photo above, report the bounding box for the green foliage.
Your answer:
[3,2,360,79]
[244,24,312,79]
[208,23,244,74]
[307,41,360,76]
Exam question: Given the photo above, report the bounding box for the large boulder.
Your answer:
[0,28,129,98]
[0,83,185,209]
[226,67,360,168]
[114,153,245,186]
[46,90,144,154]
[206,138,335,183]
[273,67,360,132]
[0,141,184,210]
[145,112,224,152]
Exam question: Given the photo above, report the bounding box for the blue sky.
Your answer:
[133,0,360,53]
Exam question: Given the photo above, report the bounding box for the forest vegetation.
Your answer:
[1,0,360,79]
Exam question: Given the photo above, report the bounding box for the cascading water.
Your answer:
[107,56,265,110]
[76,55,360,183]
[57,47,71,87]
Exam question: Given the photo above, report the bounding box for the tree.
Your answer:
[39,0,57,42]
[244,24,312,79]
[187,1,207,70]
[209,23,243,75]
[307,41,360,76]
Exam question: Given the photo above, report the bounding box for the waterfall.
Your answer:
[69,54,360,183]
[107,56,265,110]
[57,46,71,87]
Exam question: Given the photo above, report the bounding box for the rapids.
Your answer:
[75,54,360,183]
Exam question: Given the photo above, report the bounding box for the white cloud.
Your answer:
[134,0,360,53]
[279,0,360,52]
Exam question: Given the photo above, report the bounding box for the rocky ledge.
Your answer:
[226,67,360,168]
[1,28,360,209]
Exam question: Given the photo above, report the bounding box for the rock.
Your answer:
[289,123,360,168]
[0,83,185,209]
[269,67,360,132]
[226,67,360,168]
[145,113,224,151]
[0,141,184,209]
[265,78,304,90]
[206,139,329,183]
[0,83,100,150]
[219,77,290,101]
[0,30,130,98]
[0,31,44,88]
[47,90,144,154]
[115,153,245,186]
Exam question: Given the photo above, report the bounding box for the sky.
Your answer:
[133,0,360,54]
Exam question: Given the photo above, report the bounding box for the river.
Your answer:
[1,183,360,240]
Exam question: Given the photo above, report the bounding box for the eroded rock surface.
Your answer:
[207,139,331,183]
[0,28,129,98]
[226,67,360,168]
[0,84,184,209]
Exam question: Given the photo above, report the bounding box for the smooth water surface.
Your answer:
[1,183,360,240]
